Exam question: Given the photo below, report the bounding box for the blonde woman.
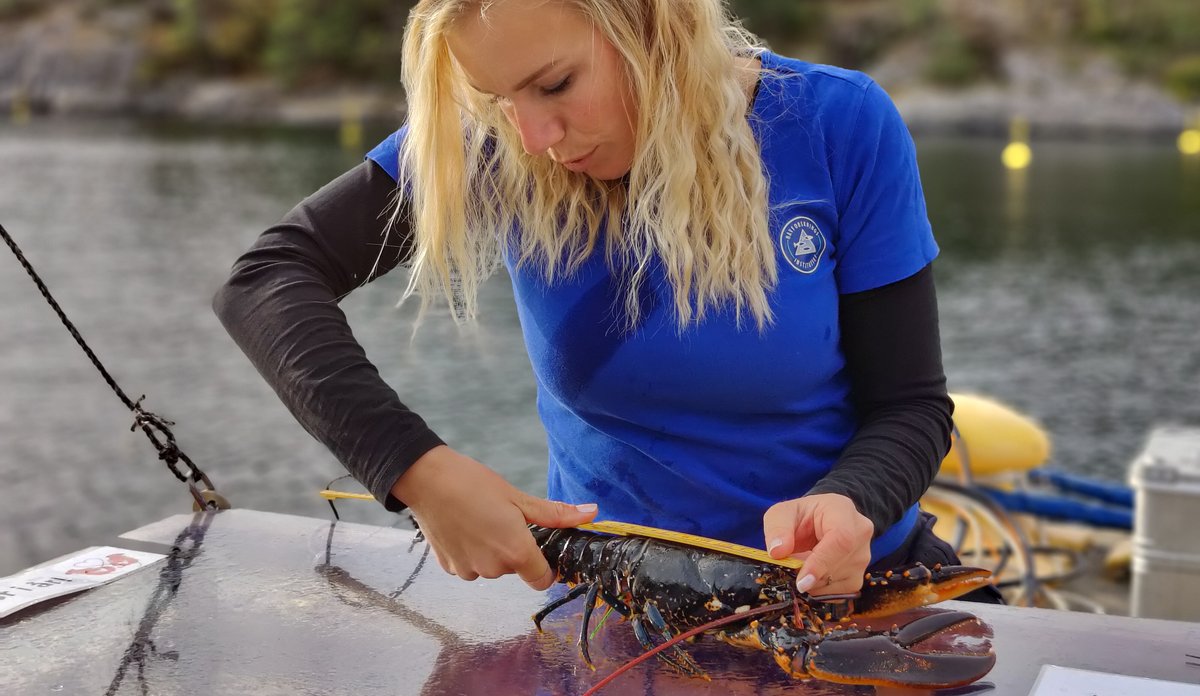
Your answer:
[215,0,1000,603]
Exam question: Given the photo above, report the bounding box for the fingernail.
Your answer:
[767,538,783,553]
[796,574,816,593]
[575,503,597,513]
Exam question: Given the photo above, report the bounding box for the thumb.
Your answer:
[515,496,598,528]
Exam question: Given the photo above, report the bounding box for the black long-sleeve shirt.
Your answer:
[213,160,953,535]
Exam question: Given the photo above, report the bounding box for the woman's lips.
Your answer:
[561,147,597,172]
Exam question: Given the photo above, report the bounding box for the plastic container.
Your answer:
[1128,426,1200,621]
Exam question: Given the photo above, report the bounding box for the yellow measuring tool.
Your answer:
[578,520,803,570]
[318,490,802,570]
[320,489,374,501]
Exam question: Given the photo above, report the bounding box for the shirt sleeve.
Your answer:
[831,80,939,294]
[807,264,954,535]
[212,158,444,511]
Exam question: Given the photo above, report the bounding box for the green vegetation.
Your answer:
[1165,55,1200,101]
[925,28,987,88]
[264,0,404,87]
[1066,0,1200,82]
[140,0,412,86]
[8,0,1196,98]
[0,0,40,21]
[729,0,824,46]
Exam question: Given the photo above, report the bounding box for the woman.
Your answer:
[215,0,992,602]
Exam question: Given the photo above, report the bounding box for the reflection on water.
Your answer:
[1,121,1197,575]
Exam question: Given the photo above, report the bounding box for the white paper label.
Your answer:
[0,546,165,619]
[1030,665,1200,696]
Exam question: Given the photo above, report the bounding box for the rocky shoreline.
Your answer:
[1,5,1191,140]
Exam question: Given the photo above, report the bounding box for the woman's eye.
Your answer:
[540,75,572,96]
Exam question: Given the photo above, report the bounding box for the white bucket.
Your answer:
[1128,426,1200,621]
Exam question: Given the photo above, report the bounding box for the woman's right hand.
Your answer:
[390,445,597,590]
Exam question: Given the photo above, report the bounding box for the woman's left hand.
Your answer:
[763,493,875,596]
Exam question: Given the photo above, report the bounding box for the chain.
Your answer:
[1,221,224,510]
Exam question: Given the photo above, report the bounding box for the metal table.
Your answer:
[4,509,1199,695]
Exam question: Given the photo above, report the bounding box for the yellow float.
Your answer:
[941,392,1051,478]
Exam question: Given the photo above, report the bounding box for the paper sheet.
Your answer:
[1030,664,1200,695]
[0,546,165,619]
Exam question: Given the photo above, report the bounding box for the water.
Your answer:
[1,120,1197,576]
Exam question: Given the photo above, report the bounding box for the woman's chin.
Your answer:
[585,160,632,182]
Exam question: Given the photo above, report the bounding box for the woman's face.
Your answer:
[446,0,637,180]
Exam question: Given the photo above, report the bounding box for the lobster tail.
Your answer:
[528,525,567,573]
[529,524,607,582]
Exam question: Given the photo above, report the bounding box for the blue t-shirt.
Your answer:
[368,51,936,561]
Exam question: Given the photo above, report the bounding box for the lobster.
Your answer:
[530,525,997,689]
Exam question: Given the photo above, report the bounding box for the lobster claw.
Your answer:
[849,563,995,618]
[801,610,997,688]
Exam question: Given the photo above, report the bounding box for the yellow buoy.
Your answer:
[339,100,364,151]
[940,392,1051,478]
[1002,116,1032,170]
[1002,141,1032,170]
[1179,129,1200,156]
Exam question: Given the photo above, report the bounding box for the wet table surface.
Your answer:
[3,509,1200,695]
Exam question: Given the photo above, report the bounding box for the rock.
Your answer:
[0,5,142,116]
[887,48,1187,138]
[0,4,1189,138]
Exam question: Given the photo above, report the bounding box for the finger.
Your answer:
[425,538,452,575]
[762,501,802,559]
[795,526,863,594]
[515,545,557,591]
[516,496,598,529]
[818,573,865,596]
[807,568,866,597]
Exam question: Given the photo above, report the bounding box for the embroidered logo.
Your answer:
[779,216,826,274]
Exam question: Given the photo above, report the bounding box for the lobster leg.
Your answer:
[802,611,996,688]
[715,618,776,651]
[645,602,708,678]
[533,582,590,631]
[596,586,632,616]
[626,602,708,679]
[577,583,602,668]
[630,616,707,678]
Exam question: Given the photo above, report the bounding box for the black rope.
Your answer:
[324,474,421,537]
[1,221,217,502]
[931,479,1042,604]
[325,475,353,521]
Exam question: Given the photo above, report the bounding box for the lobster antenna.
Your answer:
[581,601,790,695]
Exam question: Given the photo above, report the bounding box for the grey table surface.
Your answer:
[3,508,1199,696]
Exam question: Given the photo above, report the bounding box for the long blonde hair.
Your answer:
[396,0,775,330]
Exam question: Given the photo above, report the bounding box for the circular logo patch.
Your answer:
[779,216,826,274]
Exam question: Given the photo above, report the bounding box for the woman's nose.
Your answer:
[510,103,565,156]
